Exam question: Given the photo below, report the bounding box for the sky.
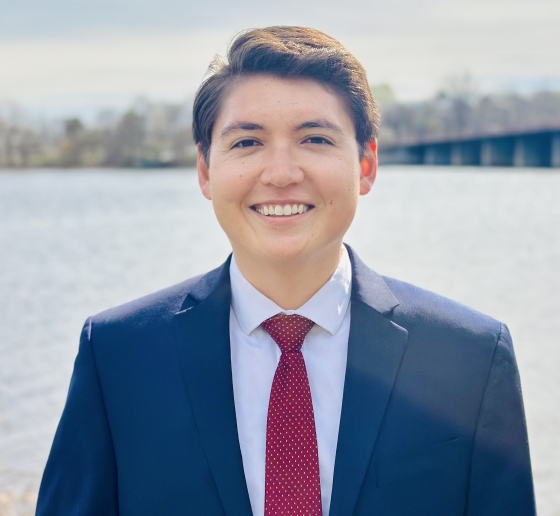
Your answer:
[1,0,559,118]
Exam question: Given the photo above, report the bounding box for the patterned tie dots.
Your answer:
[261,314,322,516]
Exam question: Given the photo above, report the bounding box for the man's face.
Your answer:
[197,74,376,266]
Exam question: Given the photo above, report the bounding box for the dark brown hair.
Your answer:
[192,26,380,164]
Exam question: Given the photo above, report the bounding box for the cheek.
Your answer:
[210,169,253,214]
[322,163,361,205]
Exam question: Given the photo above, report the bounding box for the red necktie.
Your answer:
[261,313,322,516]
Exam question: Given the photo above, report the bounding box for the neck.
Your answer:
[233,243,344,310]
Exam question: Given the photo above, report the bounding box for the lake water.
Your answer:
[0,167,559,515]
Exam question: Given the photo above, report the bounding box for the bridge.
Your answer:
[378,128,560,168]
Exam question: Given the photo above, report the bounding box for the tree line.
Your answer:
[2,84,560,168]
[376,80,560,147]
[0,99,196,168]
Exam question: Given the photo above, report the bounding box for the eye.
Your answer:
[303,136,333,145]
[232,139,261,148]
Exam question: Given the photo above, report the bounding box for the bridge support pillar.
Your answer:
[424,144,451,165]
[513,134,552,167]
[480,138,514,167]
[450,142,480,165]
[424,146,436,165]
[451,144,462,165]
[552,134,560,168]
[513,138,525,167]
[480,141,493,166]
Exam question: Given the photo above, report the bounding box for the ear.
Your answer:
[197,144,212,200]
[359,140,377,196]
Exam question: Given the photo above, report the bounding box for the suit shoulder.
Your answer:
[383,276,503,340]
[90,274,204,328]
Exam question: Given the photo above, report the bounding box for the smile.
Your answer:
[252,204,312,217]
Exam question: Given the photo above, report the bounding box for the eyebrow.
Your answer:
[220,122,264,139]
[296,120,343,133]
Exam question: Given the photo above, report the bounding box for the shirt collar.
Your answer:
[230,247,352,337]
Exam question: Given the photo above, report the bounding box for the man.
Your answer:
[37,27,535,516]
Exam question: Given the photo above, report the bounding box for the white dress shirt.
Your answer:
[229,247,352,516]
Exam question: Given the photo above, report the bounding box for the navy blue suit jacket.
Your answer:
[37,247,535,515]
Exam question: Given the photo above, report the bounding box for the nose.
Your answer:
[260,144,304,187]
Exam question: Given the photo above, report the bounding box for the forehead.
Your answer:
[214,74,355,133]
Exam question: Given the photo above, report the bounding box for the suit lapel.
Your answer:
[329,247,409,516]
[173,259,253,516]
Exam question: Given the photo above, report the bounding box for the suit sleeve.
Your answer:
[465,323,536,516]
[36,317,119,516]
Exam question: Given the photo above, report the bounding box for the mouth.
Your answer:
[251,203,313,217]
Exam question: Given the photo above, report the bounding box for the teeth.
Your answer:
[256,204,310,216]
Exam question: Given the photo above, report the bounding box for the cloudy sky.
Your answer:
[1,0,559,117]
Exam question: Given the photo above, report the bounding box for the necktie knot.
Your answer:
[261,313,315,354]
